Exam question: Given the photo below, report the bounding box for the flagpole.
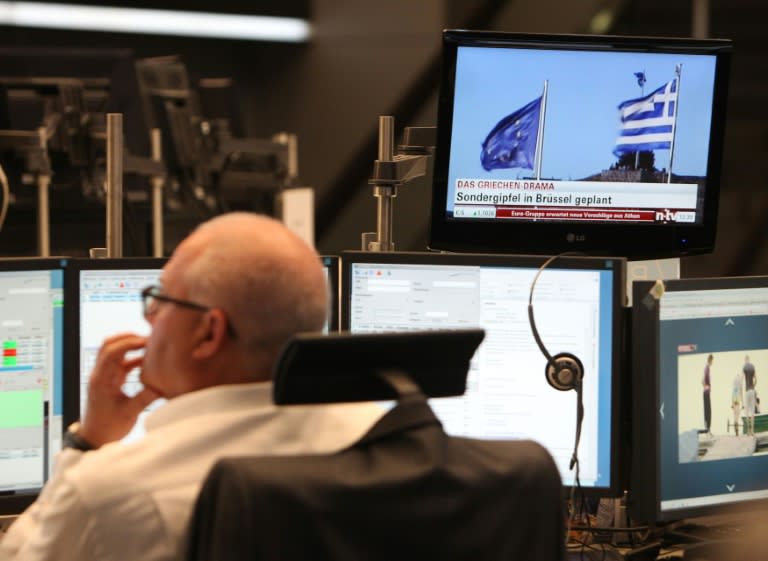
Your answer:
[635,71,645,170]
[667,64,682,183]
[534,79,548,180]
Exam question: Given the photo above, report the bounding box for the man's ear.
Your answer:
[191,308,229,360]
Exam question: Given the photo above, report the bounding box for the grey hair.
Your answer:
[181,213,328,362]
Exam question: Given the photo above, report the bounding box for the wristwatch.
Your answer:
[63,422,96,452]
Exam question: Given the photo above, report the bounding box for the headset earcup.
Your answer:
[545,352,584,391]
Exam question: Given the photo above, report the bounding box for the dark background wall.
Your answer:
[0,0,764,278]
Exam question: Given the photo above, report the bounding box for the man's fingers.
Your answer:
[100,332,146,346]
[90,334,147,389]
[122,356,144,372]
[99,335,147,360]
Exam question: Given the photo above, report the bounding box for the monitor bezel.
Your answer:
[0,257,69,515]
[630,276,768,523]
[62,257,168,431]
[428,30,732,258]
[321,255,340,333]
[340,250,626,496]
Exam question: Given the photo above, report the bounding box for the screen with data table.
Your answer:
[0,259,66,515]
[65,258,167,442]
[341,251,624,494]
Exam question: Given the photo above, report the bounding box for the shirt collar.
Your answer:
[145,382,273,431]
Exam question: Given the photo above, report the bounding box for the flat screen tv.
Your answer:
[0,258,67,515]
[630,277,768,523]
[341,250,625,495]
[429,30,732,258]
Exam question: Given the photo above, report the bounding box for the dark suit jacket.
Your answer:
[186,395,565,561]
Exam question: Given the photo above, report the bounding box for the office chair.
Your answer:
[185,330,565,561]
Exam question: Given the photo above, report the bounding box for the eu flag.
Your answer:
[481,96,542,171]
[614,79,677,156]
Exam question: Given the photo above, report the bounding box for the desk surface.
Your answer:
[567,511,764,560]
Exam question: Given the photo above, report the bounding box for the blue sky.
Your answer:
[447,45,719,187]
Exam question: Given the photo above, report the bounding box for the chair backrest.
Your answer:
[185,396,565,561]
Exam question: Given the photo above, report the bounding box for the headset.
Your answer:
[528,254,584,472]
[527,255,584,392]
[527,254,585,473]
[528,310,584,392]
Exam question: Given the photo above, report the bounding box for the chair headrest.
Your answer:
[272,329,485,405]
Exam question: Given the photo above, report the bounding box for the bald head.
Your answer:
[176,212,327,373]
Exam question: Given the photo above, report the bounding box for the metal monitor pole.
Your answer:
[106,113,123,258]
[35,126,51,257]
[370,116,396,252]
[150,128,164,257]
[692,0,710,38]
[362,116,433,252]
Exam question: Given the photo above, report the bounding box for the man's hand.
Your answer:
[79,333,161,448]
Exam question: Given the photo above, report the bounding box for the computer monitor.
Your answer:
[429,30,731,258]
[341,251,625,494]
[64,258,166,442]
[65,255,334,439]
[321,255,340,333]
[629,277,768,523]
[0,258,67,515]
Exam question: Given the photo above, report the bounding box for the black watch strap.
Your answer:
[63,422,95,452]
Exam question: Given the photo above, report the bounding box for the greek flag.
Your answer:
[481,96,541,171]
[614,79,677,156]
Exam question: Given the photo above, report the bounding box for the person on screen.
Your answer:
[0,212,384,561]
[743,355,757,437]
[732,367,744,436]
[703,354,713,437]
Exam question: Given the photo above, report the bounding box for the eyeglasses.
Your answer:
[140,285,237,338]
[141,285,210,318]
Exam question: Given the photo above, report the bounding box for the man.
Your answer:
[703,354,713,436]
[0,213,384,561]
[732,367,744,436]
[743,355,757,436]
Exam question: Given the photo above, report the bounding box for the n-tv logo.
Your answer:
[655,209,695,223]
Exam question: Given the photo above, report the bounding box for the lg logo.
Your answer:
[566,233,586,243]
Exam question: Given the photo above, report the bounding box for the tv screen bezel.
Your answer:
[428,30,732,258]
[340,250,626,496]
[321,255,340,332]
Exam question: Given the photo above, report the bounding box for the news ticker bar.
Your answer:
[454,205,695,223]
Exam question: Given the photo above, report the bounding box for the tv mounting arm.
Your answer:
[362,116,435,252]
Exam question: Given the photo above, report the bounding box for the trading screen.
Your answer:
[78,268,164,442]
[0,268,63,492]
[347,258,617,489]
